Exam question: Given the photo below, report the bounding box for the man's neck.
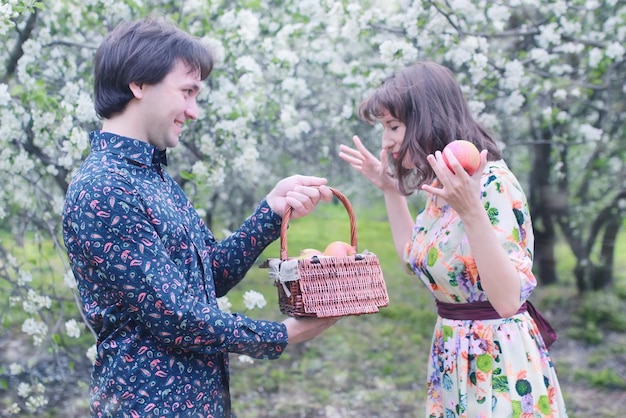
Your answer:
[101,115,148,145]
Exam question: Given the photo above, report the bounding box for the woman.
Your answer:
[339,61,567,417]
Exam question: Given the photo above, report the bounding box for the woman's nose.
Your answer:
[381,131,393,150]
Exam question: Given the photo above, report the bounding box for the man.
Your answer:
[62,16,337,418]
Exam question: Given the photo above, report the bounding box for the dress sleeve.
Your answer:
[64,175,288,360]
[481,164,537,302]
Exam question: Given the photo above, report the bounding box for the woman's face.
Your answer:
[380,111,415,169]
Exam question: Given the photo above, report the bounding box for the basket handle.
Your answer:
[279,187,357,261]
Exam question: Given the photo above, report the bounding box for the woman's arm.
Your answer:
[339,135,414,261]
[422,150,526,317]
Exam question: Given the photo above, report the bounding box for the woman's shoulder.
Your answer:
[483,160,525,190]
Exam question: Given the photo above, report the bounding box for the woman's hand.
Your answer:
[421,148,489,218]
[339,135,398,192]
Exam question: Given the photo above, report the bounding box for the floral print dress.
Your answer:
[404,160,567,418]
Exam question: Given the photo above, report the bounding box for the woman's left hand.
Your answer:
[421,149,489,218]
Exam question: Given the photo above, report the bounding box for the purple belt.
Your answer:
[435,299,558,349]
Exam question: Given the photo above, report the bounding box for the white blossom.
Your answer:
[449,0,475,15]
[22,289,51,314]
[501,90,525,114]
[445,46,473,67]
[281,77,311,99]
[275,49,300,67]
[64,270,77,289]
[17,270,33,286]
[17,383,31,398]
[237,10,260,41]
[238,355,254,364]
[0,83,10,106]
[556,111,570,123]
[3,402,20,415]
[235,56,262,76]
[86,344,97,363]
[536,23,562,49]
[469,54,489,84]
[25,394,48,413]
[217,296,232,313]
[9,363,24,375]
[606,42,625,60]
[579,124,603,142]
[486,5,510,31]
[588,48,603,67]
[467,100,485,117]
[65,319,81,338]
[243,290,267,310]
[529,48,553,66]
[379,40,418,65]
[501,60,527,90]
[203,37,226,67]
[21,318,48,346]
[553,89,567,101]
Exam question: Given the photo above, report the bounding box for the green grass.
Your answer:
[1,205,626,417]
[226,202,432,417]
[226,203,626,418]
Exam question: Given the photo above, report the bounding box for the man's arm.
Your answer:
[64,178,289,359]
[210,176,332,296]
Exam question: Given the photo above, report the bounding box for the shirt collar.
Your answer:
[89,130,167,167]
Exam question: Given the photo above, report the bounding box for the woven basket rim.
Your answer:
[279,187,357,261]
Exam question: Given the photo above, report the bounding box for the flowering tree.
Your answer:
[344,0,626,290]
[1,0,625,414]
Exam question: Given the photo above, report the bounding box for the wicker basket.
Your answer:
[266,188,389,318]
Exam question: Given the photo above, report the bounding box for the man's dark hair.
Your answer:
[94,16,213,119]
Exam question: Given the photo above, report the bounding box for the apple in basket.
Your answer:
[297,248,323,259]
[442,140,480,175]
[323,241,357,257]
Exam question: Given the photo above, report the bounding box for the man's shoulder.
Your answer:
[66,154,138,196]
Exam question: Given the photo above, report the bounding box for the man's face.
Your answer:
[135,61,202,150]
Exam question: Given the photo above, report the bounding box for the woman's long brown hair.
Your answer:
[358,61,501,195]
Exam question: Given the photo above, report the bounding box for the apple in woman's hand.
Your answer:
[442,140,480,175]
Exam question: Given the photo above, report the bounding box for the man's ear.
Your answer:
[129,82,144,99]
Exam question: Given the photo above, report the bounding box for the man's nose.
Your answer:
[185,100,199,120]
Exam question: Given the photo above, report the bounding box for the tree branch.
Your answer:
[2,11,38,84]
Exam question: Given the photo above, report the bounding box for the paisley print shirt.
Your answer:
[62,131,288,418]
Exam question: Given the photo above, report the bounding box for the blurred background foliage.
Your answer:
[1,0,626,416]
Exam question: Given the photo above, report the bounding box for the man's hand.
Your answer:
[266,175,333,219]
[282,316,340,344]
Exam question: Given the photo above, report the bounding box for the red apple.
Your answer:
[322,241,356,257]
[442,140,480,175]
[297,248,323,259]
